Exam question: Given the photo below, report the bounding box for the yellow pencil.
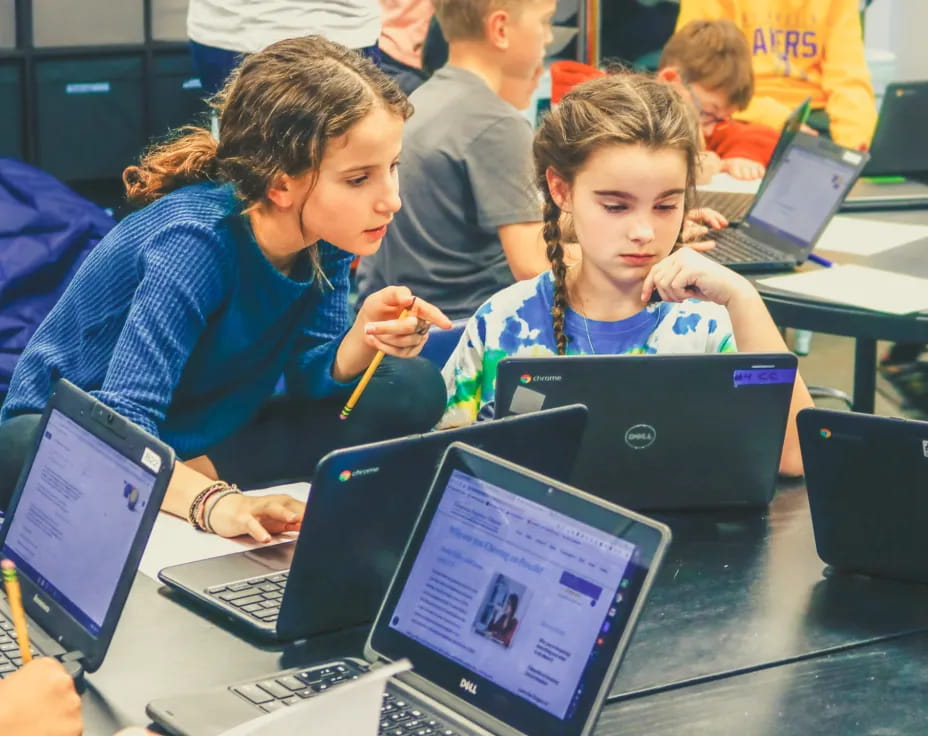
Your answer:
[2,559,32,664]
[340,307,411,420]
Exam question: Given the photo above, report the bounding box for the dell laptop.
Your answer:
[698,97,812,222]
[0,379,173,681]
[843,81,928,211]
[702,132,869,271]
[158,405,588,641]
[148,442,670,736]
[496,353,797,510]
[799,408,928,583]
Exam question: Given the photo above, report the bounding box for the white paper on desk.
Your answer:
[137,482,310,580]
[758,265,928,315]
[220,660,413,736]
[697,173,761,194]
[814,215,928,256]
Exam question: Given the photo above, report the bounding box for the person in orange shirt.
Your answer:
[658,19,780,181]
[675,0,877,150]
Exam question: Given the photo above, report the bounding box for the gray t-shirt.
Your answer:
[356,66,541,320]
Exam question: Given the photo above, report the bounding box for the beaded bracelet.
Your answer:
[195,483,234,531]
[203,485,242,535]
[187,481,228,531]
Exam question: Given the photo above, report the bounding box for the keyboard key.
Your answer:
[259,583,279,593]
[269,574,287,583]
[218,589,257,602]
[242,603,264,613]
[276,676,304,691]
[260,701,286,713]
[233,684,273,705]
[257,680,291,699]
[228,582,251,592]
[206,585,228,594]
[231,594,265,607]
[281,696,299,707]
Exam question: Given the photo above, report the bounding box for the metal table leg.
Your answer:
[853,338,877,413]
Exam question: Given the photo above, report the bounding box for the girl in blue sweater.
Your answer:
[0,36,451,541]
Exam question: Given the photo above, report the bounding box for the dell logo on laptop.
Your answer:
[32,594,50,613]
[459,678,478,695]
[624,424,657,450]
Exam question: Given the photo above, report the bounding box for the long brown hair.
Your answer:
[532,73,700,355]
[123,35,412,208]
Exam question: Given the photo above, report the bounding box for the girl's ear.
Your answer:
[545,168,572,213]
[266,173,299,209]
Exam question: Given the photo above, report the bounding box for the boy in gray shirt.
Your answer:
[357,0,555,320]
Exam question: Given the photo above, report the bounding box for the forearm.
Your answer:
[162,460,220,519]
[332,322,378,382]
[726,287,814,477]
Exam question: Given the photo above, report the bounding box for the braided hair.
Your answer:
[532,73,701,354]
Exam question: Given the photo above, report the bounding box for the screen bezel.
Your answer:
[366,443,670,736]
[0,379,174,672]
[744,131,870,257]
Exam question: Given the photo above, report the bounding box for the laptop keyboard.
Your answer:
[230,660,465,735]
[697,190,753,221]
[706,228,794,267]
[206,571,288,624]
[0,617,43,678]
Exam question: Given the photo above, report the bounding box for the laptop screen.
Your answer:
[0,408,157,636]
[746,145,858,247]
[374,448,665,736]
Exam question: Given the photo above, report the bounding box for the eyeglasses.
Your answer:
[681,79,732,127]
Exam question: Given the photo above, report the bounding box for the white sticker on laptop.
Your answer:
[508,384,546,415]
[141,447,162,473]
[842,150,863,165]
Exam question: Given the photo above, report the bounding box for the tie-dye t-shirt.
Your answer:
[440,271,737,427]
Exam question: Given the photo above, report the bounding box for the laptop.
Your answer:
[0,379,173,682]
[798,408,928,583]
[698,97,812,222]
[496,353,797,510]
[147,442,670,736]
[158,405,588,641]
[843,81,928,211]
[702,132,869,272]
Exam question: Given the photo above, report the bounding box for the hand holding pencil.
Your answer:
[339,287,452,420]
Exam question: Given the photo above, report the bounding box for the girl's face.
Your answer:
[548,143,688,286]
[297,104,405,256]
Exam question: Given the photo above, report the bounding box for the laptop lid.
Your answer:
[0,379,174,672]
[798,408,928,584]
[739,132,869,260]
[863,81,928,177]
[495,353,797,510]
[367,442,670,736]
[276,404,589,639]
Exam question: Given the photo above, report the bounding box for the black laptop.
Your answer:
[698,97,812,222]
[158,405,588,641]
[148,442,670,736]
[843,81,928,211]
[798,408,928,584]
[496,353,797,510]
[0,379,173,681]
[702,132,869,272]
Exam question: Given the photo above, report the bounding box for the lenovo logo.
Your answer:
[459,678,477,695]
[32,594,50,613]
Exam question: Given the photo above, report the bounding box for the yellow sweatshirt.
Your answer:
[676,0,877,149]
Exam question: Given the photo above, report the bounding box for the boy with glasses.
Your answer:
[658,19,779,181]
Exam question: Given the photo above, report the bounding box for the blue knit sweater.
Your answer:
[1,182,357,458]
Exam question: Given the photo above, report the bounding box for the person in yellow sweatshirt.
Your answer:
[675,0,877,150]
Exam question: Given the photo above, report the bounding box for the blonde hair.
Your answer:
[123,36,412,208]
[433,0,532,42]
[533,73,700,355]
[659,19,754,110]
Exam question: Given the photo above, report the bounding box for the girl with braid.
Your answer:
[439,73,812,476]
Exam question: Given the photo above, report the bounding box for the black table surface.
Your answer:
[609,480,928,700]
[80,480,928,734]
[598,630,928,735]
